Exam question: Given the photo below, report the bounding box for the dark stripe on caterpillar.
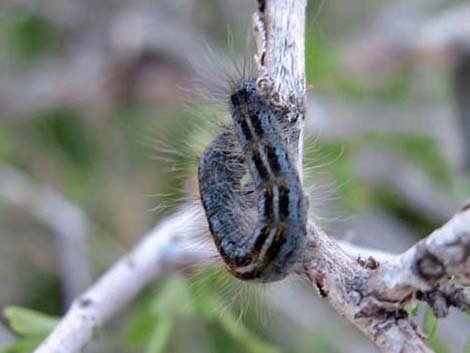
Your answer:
[249,148,270,182]
[198,77,308,282]
[278,184,290,221]
[264,144,281,173]
[249,111,265,137]
[260,187,273,221]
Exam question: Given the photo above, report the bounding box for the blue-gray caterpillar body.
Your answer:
[198,77,308,282]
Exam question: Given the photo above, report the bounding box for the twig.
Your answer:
[0,323,15,348]
[0,166,92,305]
[344,2,470,71]
[453,48,470,171]
[254,0,306,173]
[301,208,470,353]
[306,98,462,165]
[354,150,458,223]
[33,205,214,353]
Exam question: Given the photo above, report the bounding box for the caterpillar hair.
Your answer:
[198,76,309,282]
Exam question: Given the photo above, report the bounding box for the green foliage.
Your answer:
[429,338,451,353]
[1,306,59,353]
[305,140,364,211]
[362,132,452,186]
[0,122,15,162]
[3,306,58,337]
[421,307,454,353]
[298,333,341,353]
[153,276,196,317]
[423,307,438,341]
[305,31,411,102]
[405,301,421,317]
[126,274,282,353]
[126,276,195,350]
[28,108,101,202]
[304,130,454,218]
[2,10,60,63]
[0,338,44,353]
[395,136,453,187]
[126,302,159,348]
[144,317,174,353]
[305,33,340,88]
[32,108,98,171]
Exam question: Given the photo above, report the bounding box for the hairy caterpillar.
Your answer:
[198,77,308,282]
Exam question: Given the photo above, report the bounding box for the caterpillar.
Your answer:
[198,77,308,282]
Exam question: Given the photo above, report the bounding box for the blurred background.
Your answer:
[0,0,469,352]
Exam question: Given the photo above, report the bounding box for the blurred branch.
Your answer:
[33,205,214,353]
[0,166,92,306]
[412,4,470,60]
[453,49,470,171]
[344,2,470,70]
[354,150,459,223]
[307,97,463,167]
[0,323,15,348]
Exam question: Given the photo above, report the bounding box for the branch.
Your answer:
[0,166,92,305]
[0,323,15,348]
[453,48,470,171]
[254,0,306,172]
[33,205,214,353]
[354,150,458,223]
[343,2,470,72]
[301,207,470,353]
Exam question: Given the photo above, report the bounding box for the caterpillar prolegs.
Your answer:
[198,77,308,282]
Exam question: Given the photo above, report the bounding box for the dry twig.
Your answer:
[0,166,92,305]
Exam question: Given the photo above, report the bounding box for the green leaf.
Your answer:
[406,301,421,317]
[0,122,15,160]
[3,307,59,337]
[125,303,157,348]
[423,307,438,340]
[299,333,341,353]
[216,309,282,353]
[144,316,174,353]
[429,337,450,353]
[191,286,220,320]
[3,11,60,61]
[152,275,195,317]
[0,337,43,353]
[188,275,282,353]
